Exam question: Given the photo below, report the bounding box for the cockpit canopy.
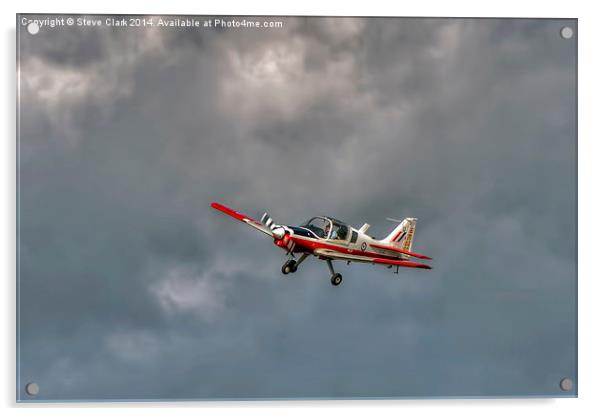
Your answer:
[301,217,349,241]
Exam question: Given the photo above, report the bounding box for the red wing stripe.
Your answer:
[369,243,432,260]
[211,202,253,222]
[373,258,432,270]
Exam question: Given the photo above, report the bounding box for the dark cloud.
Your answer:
[17,16,576,400]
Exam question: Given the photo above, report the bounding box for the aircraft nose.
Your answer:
[272,227,286,240]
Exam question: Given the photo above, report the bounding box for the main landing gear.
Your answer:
[281,253,309,275]
[281,255,343,287]
[326,259,343,286]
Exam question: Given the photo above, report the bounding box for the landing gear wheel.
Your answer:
[281,260,297,275]
[330,273,343,286]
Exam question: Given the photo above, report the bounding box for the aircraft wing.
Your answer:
[314,249,374,263]
[211,202,273,237]
[314,249,432,269]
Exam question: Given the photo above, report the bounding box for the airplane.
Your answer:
[211,202,432,287]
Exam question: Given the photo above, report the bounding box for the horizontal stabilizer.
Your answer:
[373,258,432,270]
[369,243,432,260]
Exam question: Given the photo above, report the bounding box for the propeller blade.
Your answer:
[261,212,277,229]
[261,212,286,239]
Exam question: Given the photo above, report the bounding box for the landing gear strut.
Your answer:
[326,259,343,286]
[281,253,309,275]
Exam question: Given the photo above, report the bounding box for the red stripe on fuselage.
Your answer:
[288,235,401,261]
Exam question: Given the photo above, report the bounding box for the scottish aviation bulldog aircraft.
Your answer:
[211,202,432,286]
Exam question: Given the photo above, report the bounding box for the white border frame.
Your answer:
[3,1,600,414]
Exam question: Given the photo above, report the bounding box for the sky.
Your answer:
[17,16,577,401]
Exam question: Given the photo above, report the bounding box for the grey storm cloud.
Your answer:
[17,16,576,400]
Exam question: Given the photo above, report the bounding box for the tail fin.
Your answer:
[382,218,417,252]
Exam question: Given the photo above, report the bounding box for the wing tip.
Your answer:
[210,201,246,221]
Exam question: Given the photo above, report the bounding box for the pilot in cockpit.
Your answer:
[324,222,331,239]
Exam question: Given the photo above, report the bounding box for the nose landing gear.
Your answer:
[281,259,297,274]
[281,253,309,275]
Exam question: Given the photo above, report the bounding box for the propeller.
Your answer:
[261,212,295,253]
[261,212,286,239]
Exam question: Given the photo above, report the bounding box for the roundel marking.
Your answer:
[361,242,367,251]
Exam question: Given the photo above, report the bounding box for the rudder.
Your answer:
[383,218,417,252]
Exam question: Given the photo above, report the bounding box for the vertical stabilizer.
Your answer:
[382,218,417,252]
